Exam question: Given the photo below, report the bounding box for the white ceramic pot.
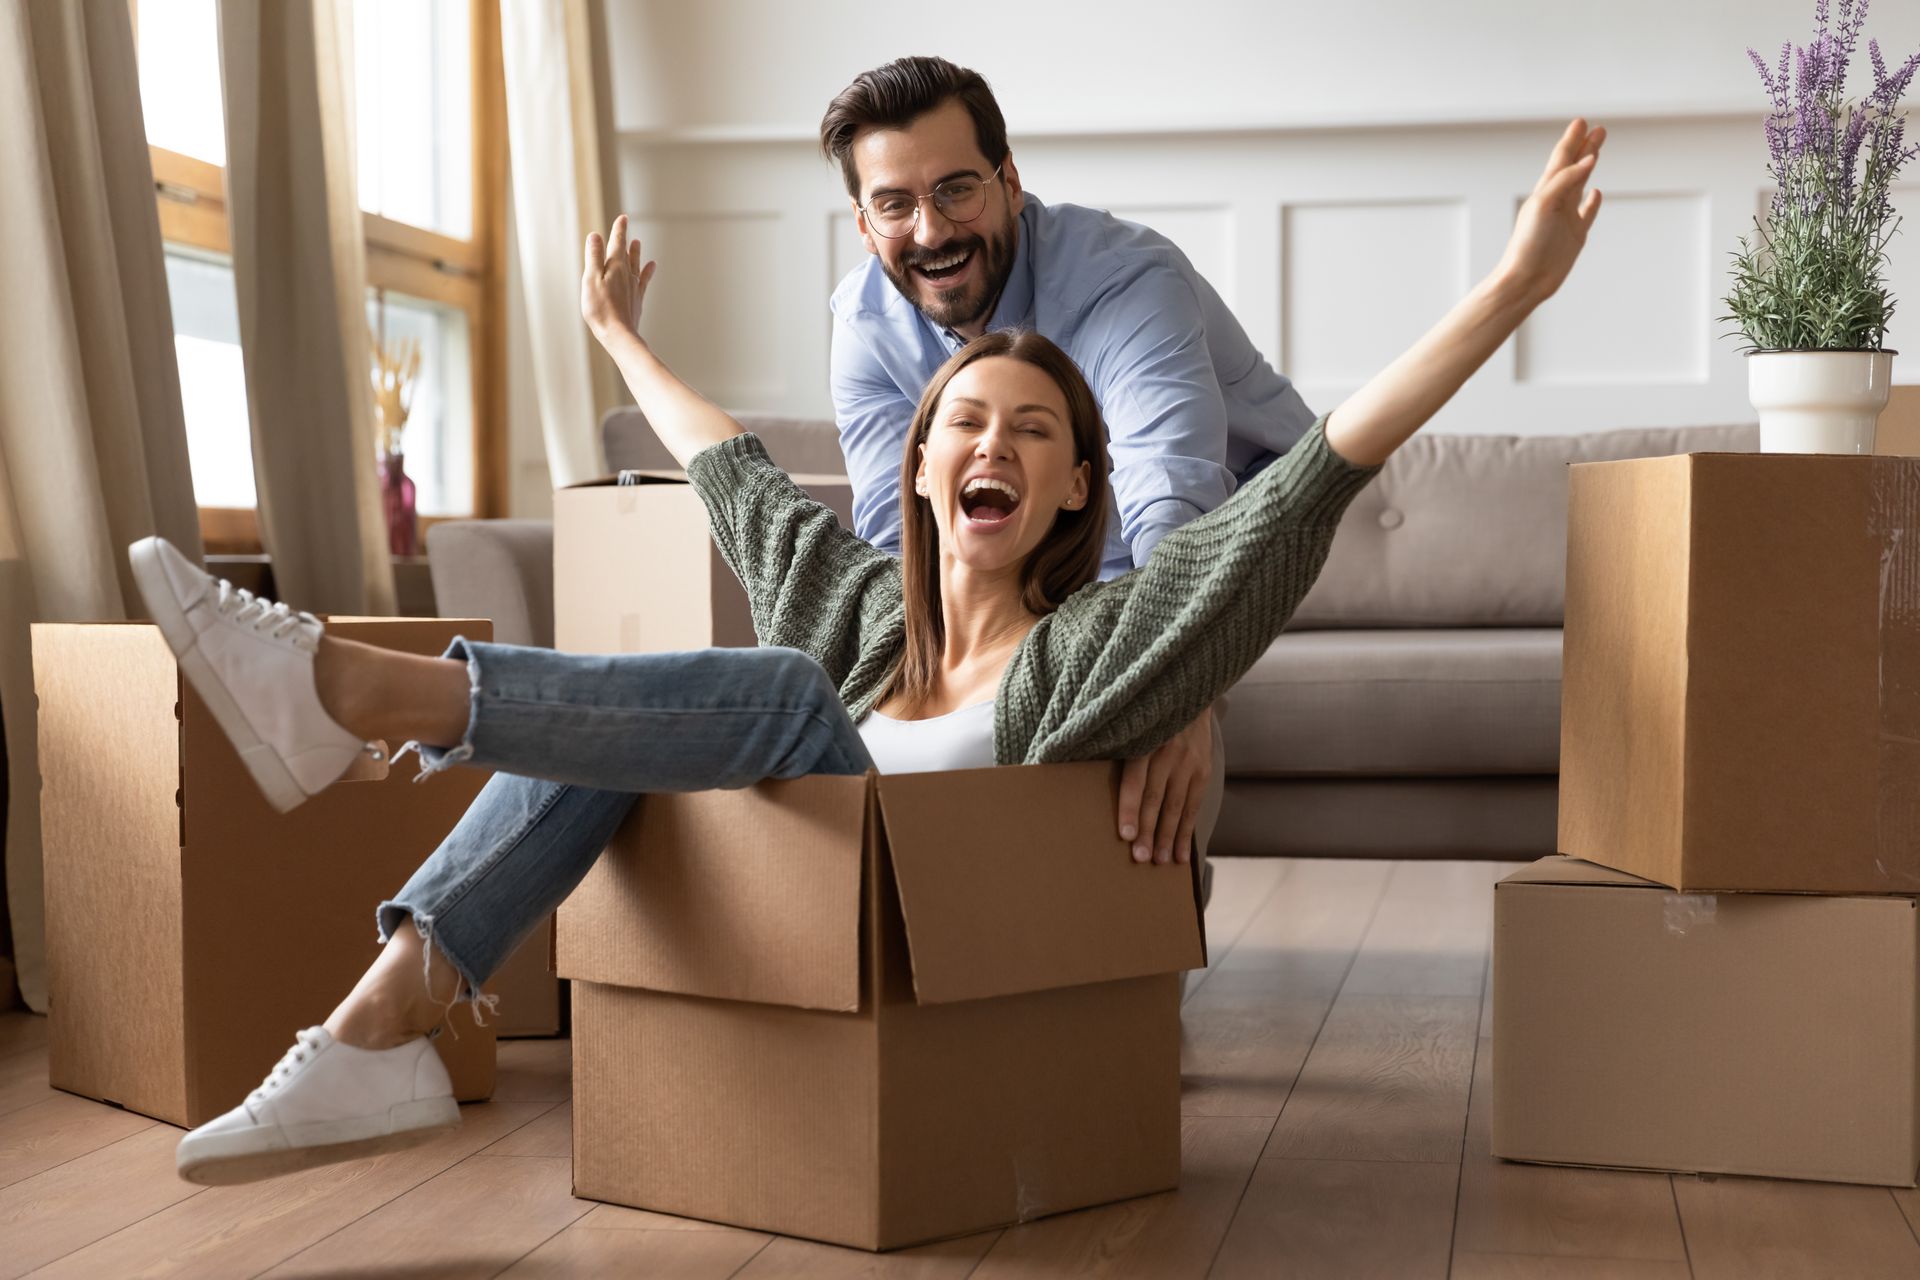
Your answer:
[1747,349,1896,454]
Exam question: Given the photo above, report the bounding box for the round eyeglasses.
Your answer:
[859,163,1005,239]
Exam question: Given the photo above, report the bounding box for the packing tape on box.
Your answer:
[1661,893,1717,936]
[1872,464,1920,888]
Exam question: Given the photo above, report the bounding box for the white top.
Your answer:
[856,701,997,774]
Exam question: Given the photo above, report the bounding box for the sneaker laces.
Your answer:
[213,578,322,652]
[248,1027,328,1105]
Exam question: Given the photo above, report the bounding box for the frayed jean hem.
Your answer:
[390,636,485,782]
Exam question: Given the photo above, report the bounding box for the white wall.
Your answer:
[582,0,1920,451]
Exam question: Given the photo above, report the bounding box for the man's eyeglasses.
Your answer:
[859,163,1005,239]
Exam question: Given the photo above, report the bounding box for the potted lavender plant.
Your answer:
[1725,0,1917,453]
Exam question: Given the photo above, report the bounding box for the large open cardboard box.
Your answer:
[33,619,498,1129]
[1491,857,1920,1186]
[1559,450,1920,893]
[555,760,1205,1250]
[554,469,855,653]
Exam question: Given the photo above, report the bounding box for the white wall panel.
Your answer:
[1283,201,1468,388]
[629,212,788,405]
[1515,193,1710,385]
[1885,187,1920,376]
[611,115,1920,434]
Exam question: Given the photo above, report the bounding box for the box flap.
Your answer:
[875,762,1205,1005]
[1498,856,1664,890]
[555,774,869,1011]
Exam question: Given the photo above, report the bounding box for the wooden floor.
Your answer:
[4,857,1919,1278]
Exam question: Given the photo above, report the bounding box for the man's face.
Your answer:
[850,100,1024,337]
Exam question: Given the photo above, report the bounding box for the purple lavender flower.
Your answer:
[1728,0,1918,350]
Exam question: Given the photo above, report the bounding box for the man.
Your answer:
[820,56,1319,878]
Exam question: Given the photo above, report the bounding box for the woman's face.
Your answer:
[913,356,1091,578]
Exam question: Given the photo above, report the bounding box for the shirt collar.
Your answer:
[925,193,1041,350]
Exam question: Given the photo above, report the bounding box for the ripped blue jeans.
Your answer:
[376,639,874,1009]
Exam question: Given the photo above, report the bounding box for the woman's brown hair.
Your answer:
[881,331,1111,713]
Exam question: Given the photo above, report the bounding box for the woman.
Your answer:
[131,122,1604,1185]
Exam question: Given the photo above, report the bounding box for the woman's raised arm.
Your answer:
[580,215,743,468]
[1324,119,1606,468]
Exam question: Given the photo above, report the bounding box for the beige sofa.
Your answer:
[430,412,1759,860]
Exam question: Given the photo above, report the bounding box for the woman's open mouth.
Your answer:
[959,476,1021,531]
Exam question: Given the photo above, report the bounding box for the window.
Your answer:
[133,0,506,553]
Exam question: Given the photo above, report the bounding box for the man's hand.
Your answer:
[1118,708,1212,865]
[581,214,656,345]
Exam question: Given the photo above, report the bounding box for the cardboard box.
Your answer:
[1491,856,1920,1186]
[34,619,498,1128]
[554,470,856,653]
[1558,451,1920,893]
[555,761,1205,1250]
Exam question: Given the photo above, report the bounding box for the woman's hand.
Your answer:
[1496,119,1605,306]
[1323,118,1606,468]
[581,214,656,344]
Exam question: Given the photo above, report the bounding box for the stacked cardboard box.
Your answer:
[551,470,1208,1248]
[1493,447,1920,1186]
[33,618,499,1129]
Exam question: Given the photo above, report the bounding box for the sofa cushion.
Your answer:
[1289,422,1759,628]
[1224,628,1563,777]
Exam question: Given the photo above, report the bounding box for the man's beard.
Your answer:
[881,214,1017,332]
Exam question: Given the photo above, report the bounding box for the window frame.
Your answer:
[138,0,510,556]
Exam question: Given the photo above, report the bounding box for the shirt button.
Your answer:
[1378,508,1405,531]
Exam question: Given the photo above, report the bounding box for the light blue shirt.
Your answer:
[829,193,1317,577]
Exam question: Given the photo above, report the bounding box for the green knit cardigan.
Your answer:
[686,416,1380,764]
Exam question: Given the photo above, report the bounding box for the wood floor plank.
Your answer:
[500,1225,772,1277]
[1453,1159,1687,1266]
[0,1092,153,1189]
[1449,1253,1693,1279]
[1338,860,1503,999]
[32,1101,555,1280]
[494,1037,572,1102]
[1260,993,1479,1163]
[484,1100,572,1158]
[1200,859,1392,991]
[263,1154,590,1278]
[0,1012,48,1060]
[1454,1028,1691,1268]
[0,1126,199,1279]
[967,1116,1270,1279]
[577,1201,761,1231]
[1674,1174,1920,1279]
[734,1227,999,1278]
[1181,860,1389,1119]
[1209,1157,1457,1279]
[1184,858,1288,1001]
[0,1046,55,1119]
[1180,987,1345,1120]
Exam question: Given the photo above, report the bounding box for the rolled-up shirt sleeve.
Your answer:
[829,311,918,557]
[1079,263,1239,566]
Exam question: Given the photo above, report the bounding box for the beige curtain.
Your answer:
[218,0,395,616]
[500,0,623,489]
[0,2,202,1012]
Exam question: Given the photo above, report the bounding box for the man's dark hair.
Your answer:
[818,57,1008,198]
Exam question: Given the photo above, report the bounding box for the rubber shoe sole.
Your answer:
[129,537,311,814]
[176,1097,461,1186]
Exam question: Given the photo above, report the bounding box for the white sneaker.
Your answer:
[176,1027,460,1186]
[128,536,371,813]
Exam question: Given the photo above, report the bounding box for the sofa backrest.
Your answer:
[604,410,848,476]
[1288,422,1759,628]
[603,408,1760,628]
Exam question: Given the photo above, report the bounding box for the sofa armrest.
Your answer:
[425,519,555,648]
